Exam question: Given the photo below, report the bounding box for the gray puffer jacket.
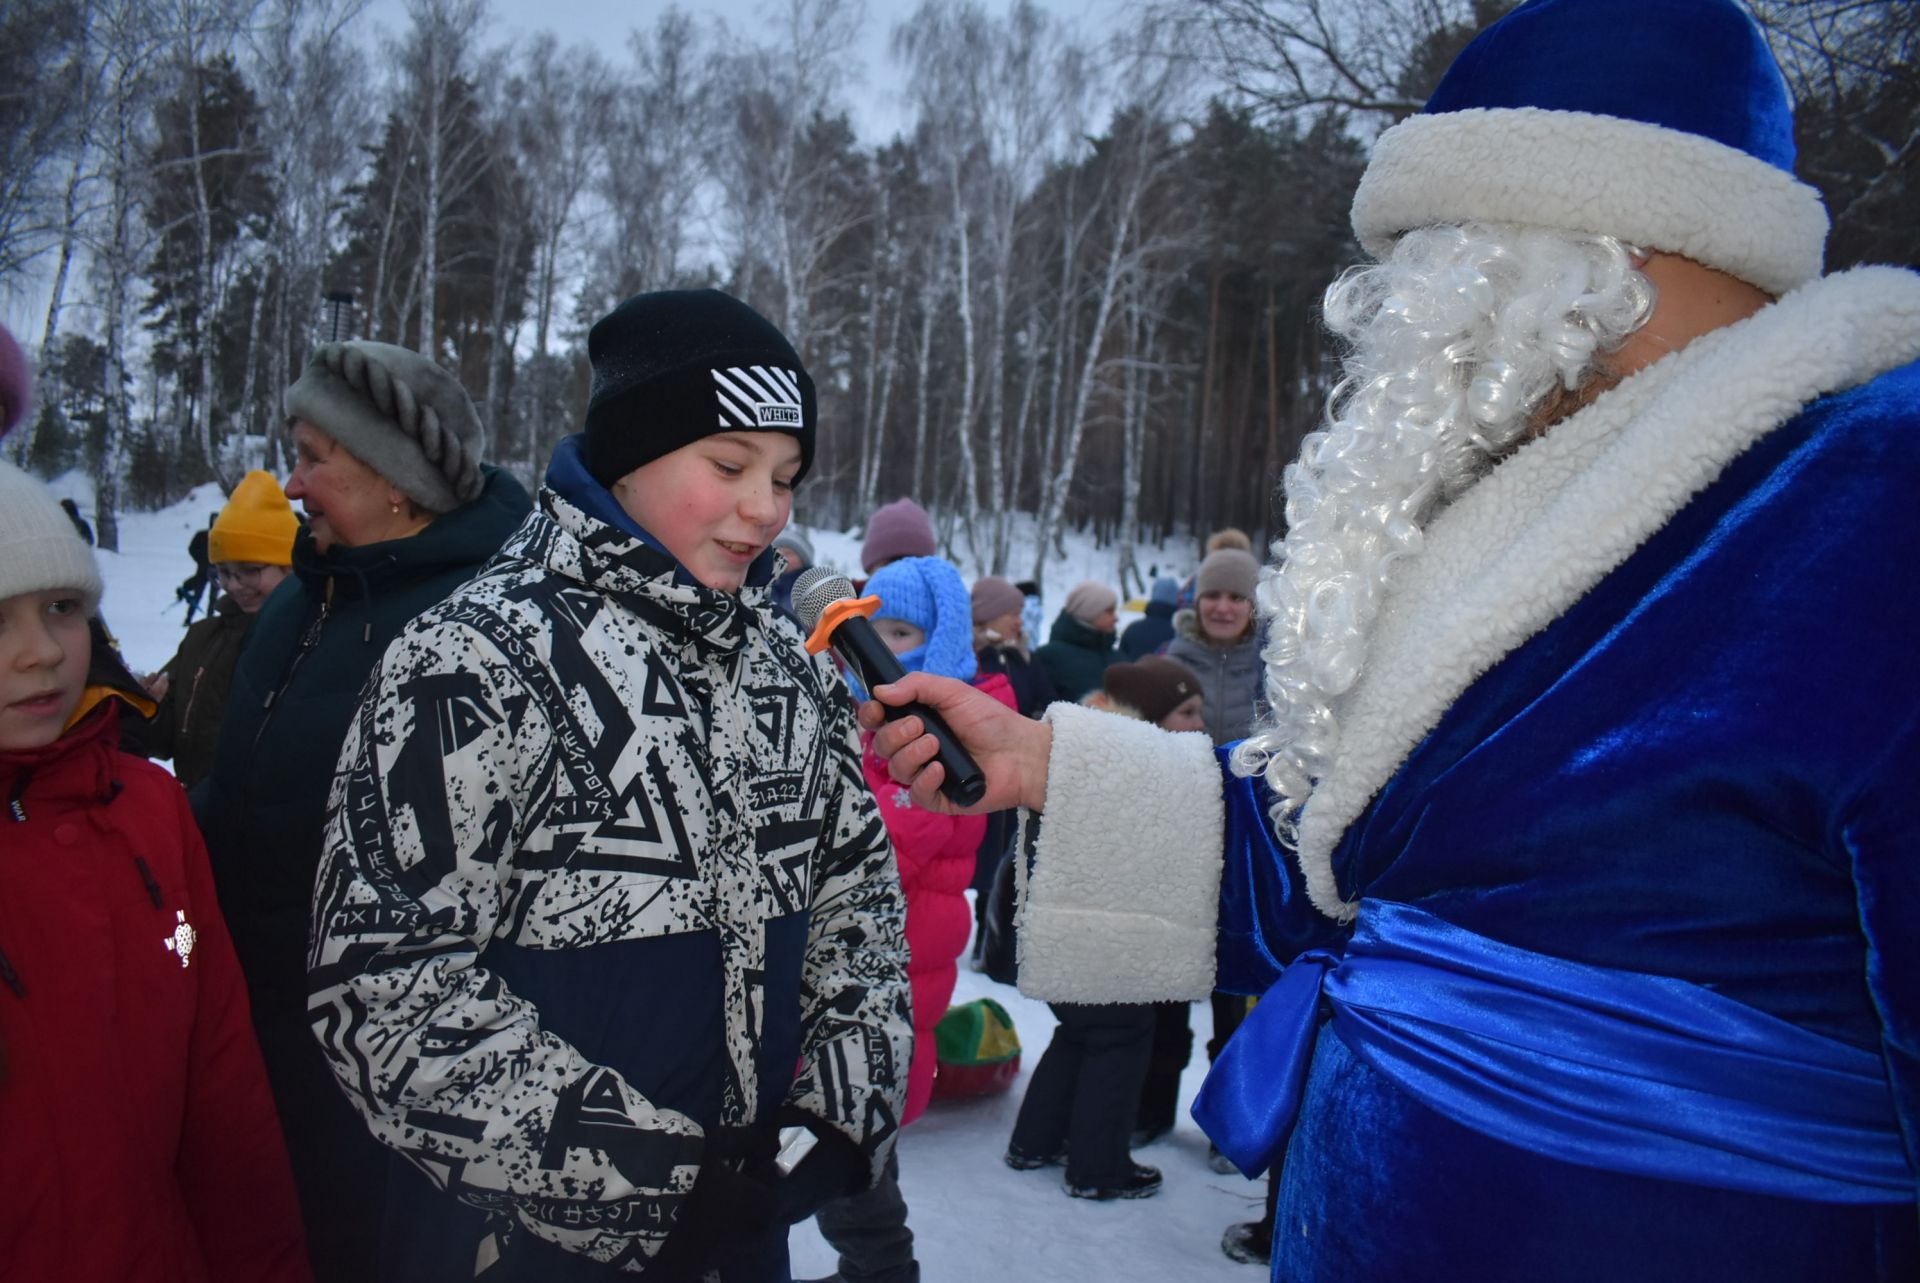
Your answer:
[1164,610,1265,746]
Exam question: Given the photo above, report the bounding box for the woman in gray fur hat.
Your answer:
[193,340,532,1283]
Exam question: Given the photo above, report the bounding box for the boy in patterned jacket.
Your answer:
[307,289,912,1281]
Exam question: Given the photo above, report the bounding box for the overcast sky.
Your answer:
[364,0,1129,143]
[0,0,1130,339]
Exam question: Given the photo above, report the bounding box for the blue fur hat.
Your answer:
[866,556,978,682]
[1351,0,1827,295]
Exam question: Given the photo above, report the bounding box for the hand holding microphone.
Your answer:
[792,568,988,808]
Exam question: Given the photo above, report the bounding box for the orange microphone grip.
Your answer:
[804,595,882,655]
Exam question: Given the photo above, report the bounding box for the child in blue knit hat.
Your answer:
[805,555,1014,1283]
[866,555,980,682]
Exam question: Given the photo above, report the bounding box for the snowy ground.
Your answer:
[788,963,1270,1282]
[65,478,1263,1282]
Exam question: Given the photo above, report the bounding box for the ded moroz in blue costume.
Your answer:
[1012,0,1920,1279]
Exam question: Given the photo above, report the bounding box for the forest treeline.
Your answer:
[2,0,1913,585]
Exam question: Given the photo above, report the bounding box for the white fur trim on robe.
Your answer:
[1016,701,1225,1003]
[1293,266,1920,920]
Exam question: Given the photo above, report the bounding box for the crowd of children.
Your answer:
[10,3,1915,1278]
[0,291,1250,1283]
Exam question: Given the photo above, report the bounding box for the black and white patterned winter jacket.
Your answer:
[307,484,911,1274]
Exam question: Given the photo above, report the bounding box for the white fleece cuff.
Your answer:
[1016,702,1225,1004]
[1352,108,1829,297]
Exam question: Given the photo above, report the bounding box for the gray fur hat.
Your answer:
[284,341,485,514]
[0,461,102,613]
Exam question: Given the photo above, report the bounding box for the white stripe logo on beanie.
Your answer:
[713,366,803,430]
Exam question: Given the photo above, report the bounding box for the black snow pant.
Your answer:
[1134,1001,1195,1137]
[1009,1002,1155,1188]
[812,1148,918,1283]
[1207,990,1253,1062]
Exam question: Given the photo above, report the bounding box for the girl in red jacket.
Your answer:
[0,460,310,1283]
[804,554,1016,1283]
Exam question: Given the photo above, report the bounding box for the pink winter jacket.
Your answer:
[862,672,1017,1123]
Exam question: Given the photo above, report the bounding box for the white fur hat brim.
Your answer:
[1352,108,1829,297]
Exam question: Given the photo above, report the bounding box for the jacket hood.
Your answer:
[2,699,120,810]
[1173,607,1259,649]
[71,617,156,730]
[544,433,779,592]
[1047,610,1114,652]
[500,480,774,663]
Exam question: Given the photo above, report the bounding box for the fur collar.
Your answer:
[1291,267,1920,920]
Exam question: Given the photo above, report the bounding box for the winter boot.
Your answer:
[1221,1219,1272,1266]
[1004,1144,1066,1171]
[1066,1162,1162,1201]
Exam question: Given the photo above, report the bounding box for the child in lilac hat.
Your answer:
[860,498,937,575]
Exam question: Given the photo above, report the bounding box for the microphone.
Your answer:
[791,567,988,808]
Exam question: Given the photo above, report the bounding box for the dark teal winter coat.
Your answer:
[192,465,530,1282]
[197,467,531,1016]
[1033,611,1119,704]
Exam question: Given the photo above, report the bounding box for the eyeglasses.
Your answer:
[215,563,275,585]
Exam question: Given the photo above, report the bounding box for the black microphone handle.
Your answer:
[829,615,989,808]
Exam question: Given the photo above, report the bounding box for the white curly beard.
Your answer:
[1232,222,1654,845]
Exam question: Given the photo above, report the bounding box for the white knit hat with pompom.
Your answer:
[0,461,102,613]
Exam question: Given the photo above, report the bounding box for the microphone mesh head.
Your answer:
[792,567,856,633]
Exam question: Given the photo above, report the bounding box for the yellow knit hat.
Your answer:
[209,470,299,566]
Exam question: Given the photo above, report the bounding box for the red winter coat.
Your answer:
[0,704,310,1283]
[862,672,1018,1123]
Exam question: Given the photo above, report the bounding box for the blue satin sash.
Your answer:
[1192,900,1914,1204]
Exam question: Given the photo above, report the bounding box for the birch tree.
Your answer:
[1169,0,1511,124]
[2,0,92,466]
[1747,0,1920,269]
[144,40,271,485]
[852,140,936,517]
[398,0,488,357]
[86,0,169,549]
[506,34,608,471]
[1030,47,1191,584]
[249,0,371,469]
[895,0,1093,569]
[715,0,870,352]
[0,0,89,285]
[585,9,714,312]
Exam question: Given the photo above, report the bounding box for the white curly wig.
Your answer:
[1231,221,1654,844]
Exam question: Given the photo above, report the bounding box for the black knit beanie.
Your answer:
[582,289,816,487]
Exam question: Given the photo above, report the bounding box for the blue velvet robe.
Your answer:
[1214,357,1920,1281]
